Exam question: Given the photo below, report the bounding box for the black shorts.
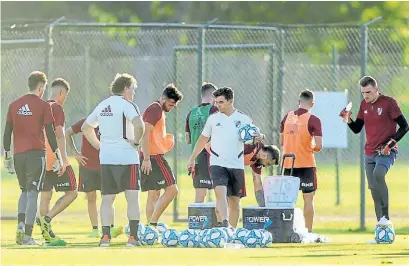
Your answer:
[101,164,140,195]
[42,165,77,192]
[14,150,46,192]
[79,167,101,193]
[209,165,246,197]
[192,150,212,189]
[140,155,176,192]
[284,167,317,193]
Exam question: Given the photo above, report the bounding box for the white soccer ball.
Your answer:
[206,228,228,248]
[233,228,249,245]
[245,229,264,248]
[161,228,180,247]
[197,229,211,248]
[238,124,260,144]
[375,226,395,244]
[220,227,235,243]
[179,229,199,248]
[157,222,169,234]
[259,229,273,247]
[140,226,159,246]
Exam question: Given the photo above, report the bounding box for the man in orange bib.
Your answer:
[140,84,183,226]
[280,90,322,233]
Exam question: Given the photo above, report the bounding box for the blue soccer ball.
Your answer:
[245,229,264,248]
[156,222,168,234]
[161,228,180,247]
[197,229,211,248]
[141,226,159,246]
[125,223,145,239]
[220,227,235,243]
[238,124,260,144]
[179,229,199,248]
[375,226,395,244]
[259,229,273,247]
[233,228,249,245]
[206,228,228,248]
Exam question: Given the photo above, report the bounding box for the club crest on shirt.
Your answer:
[377,108,382,115]
[234,120,241,128]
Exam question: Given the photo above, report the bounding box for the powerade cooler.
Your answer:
[188,202,218,229]
[243,154,302,243]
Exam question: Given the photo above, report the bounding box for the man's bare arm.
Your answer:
[313,136,323,153]
[140,122,153,158]
[81,122,100,150]
[65,127,80,155]
[132,116,145,145]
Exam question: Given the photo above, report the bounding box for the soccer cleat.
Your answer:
[110,226,124,238]
[377,216,394,230]
[219,219,230,228]
[15,223,25,245]
[22,237,39,246]
[37,216,53,242]
[43,237,67,247]
[99,235,110,247]
[126,236,141,247]
[88,229,102,238]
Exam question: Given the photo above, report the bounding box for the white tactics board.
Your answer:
[310,91,349,149]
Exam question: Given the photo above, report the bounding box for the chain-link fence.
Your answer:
[2,21,408,224]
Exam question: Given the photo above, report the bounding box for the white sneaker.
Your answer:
[377,216,394,230]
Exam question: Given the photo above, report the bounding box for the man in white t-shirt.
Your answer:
[187,87,258,228]
[82,73,145,247]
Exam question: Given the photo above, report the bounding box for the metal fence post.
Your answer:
[332,44,341,206]
[360,16,383,231]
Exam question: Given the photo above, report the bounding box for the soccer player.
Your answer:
[205,141,280,226]
[66,119,123,238]
[243,142,280,207]
[187,87,258,228]
[185,82,218,203]
[3,71,62,245]
[140,84,183,225]
[37,78,78,246]
[340,76,408,237]
[82,73,144,247]
[280,89,323,233]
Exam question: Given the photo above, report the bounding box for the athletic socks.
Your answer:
[25,224,33,237]
[149,222,158,227]
[18,213,25,224]
[129,220,139,239]
[93,226,98,230]
[102,226,111,239]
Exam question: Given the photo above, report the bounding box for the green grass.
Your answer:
[1,158,409,265]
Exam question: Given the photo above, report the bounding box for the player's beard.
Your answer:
[162,102,170,112]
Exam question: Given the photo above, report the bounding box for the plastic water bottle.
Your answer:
[224,242,245,249]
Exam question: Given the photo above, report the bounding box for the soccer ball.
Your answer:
[220,227,235,243]
[179,229,199,248]
[140,226,159,246]
[157,222,169,234]
[259,229,273,247]
[197,229,211,248]
[125,223,145,239]
[206,228,228,248]
[233,228,249,245]
[238,124,260,144]
[245,230,264,248]
[375,225,395,244]
[161,228,180,247]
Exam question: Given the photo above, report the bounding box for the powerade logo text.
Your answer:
[244,216,270,229]
[188,215,207,229]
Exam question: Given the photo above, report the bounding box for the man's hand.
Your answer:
[4,151,15,174]
[74,152,88,166]
[141,158,152,175]
[339,108,352,124]
[253,133,265,144]
[378,139,396,156]
[187,158,195,176]
[52,148,67,176]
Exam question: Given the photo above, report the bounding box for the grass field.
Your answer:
[1,158,409,265]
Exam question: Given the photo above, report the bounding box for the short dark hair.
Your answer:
[201,82,217,96]
[110,73,137,94]
[28,71,47,91]
[51,78,70,92]
[213,87,234,101]
[359,76,377,88]
[162,83,183,102]
[299,89,314,102]
[262,145,280,165]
